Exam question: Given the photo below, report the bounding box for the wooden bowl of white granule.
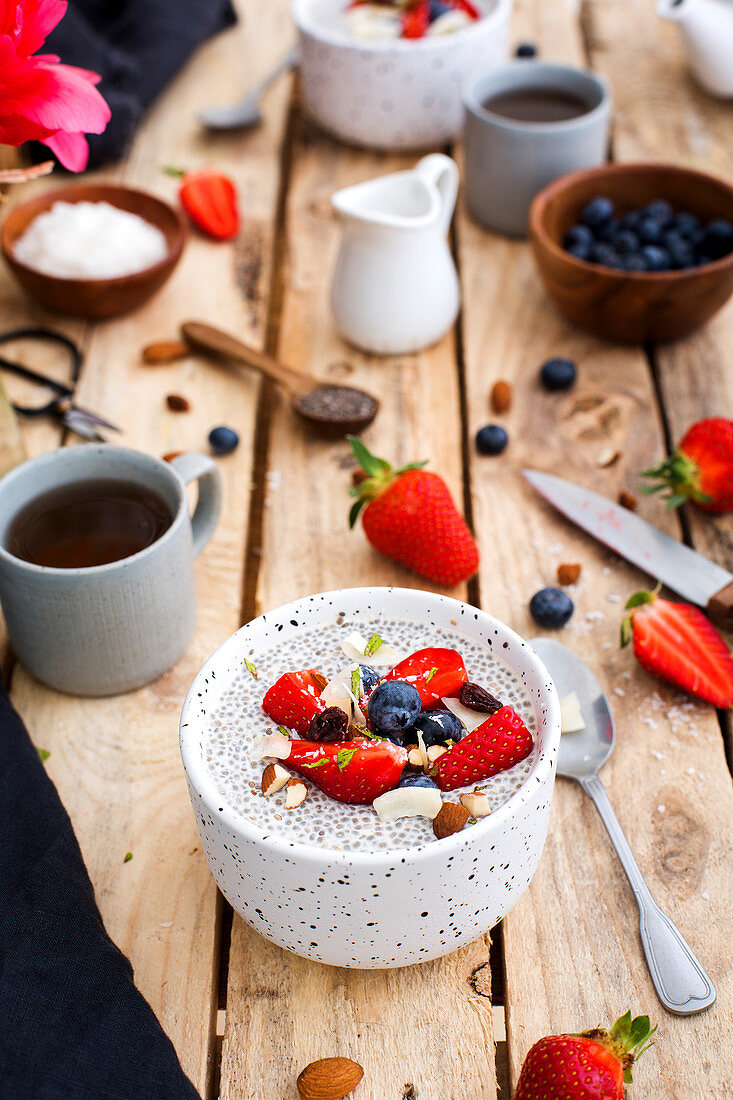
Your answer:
[1,183,186,319]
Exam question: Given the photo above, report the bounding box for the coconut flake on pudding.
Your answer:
[13,200,169,279]
[205,617,538,853]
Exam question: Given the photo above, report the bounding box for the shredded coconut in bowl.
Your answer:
[13,200,169,279]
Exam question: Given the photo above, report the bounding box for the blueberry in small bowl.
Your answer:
[529,162,733,343]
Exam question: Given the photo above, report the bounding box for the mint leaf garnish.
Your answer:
[351,667,361,698]
[277,725,292,739]
[124,852,133,863]
[37,748,50,762]
[425,666,438,683]
[364,633,383,657]
[336,748,357,771]
[244,658,258,680]
[303,758,329,769]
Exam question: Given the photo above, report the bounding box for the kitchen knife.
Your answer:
[523,469,733,628]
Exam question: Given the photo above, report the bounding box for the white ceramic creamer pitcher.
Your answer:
[657,0,733,98]
[330,154,460,356]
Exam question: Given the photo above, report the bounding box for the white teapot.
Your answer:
[330,154,460,357]
[657,0,733,98]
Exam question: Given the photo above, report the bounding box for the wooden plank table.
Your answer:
[1,0,732,1096]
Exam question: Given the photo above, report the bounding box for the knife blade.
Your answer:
[523,469,733,628]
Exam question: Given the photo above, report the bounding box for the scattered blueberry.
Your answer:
[412,709,464,748]
[429,0,451,17]
[367,681,421,738]
[475,424,508,455]
[637,217,663,245]
[563,224,594,251]
[613,229,640,255]
[589,242,622,268]
[208,425,239,455]
[358,665,380,692]
[641,245,672,272]
[581,196,614,230]
[515,42,537,57]
[643,199,673,225]
[540,357,577,392]
[621,253,647,272]
[529,587,574,628]
[397,773,440,790]
[673,211,700,239]
[561,196,733,271]
[703,219,733,260]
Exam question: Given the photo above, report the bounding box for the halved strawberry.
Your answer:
[381,647,468,707]
[264,736,407,805]
[402,0,430,38]
[641,417,733,514]
[262,669,328,735]
[432,705,533,791]
[621,589,733,708]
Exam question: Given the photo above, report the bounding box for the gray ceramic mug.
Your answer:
[463,62,611,237]
[0,445,222,696]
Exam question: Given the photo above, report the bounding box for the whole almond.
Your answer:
[166,393,191,413]
[297,1056,364,1100]
[490,379,512,413]
[162,451,183,463]
[433,801,470,839]
[142,340,190,364]
[618,489,638,511]
[557,562,582,586]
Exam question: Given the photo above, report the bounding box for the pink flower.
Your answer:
[0,0,110,172]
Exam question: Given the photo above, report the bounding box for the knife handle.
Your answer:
[707,580,733,630]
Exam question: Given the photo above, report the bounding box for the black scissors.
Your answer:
[0,327,121,443]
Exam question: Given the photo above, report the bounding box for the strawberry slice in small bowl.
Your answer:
[261,732,407,805]
[381,647,468,707]
[432,705,534,791]
[262,668,328,735]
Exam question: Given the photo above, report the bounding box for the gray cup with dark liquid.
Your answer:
[463,62,612,238]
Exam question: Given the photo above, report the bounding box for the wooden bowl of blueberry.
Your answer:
[529,162,733,343]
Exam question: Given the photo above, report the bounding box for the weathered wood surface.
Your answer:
[0,0,731,1096]
[0,2,291,1090]
[0,379,25,478]
[220,114,497,1100]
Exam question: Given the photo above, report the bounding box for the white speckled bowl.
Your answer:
[180,587,560,968]
[293,0,512,150]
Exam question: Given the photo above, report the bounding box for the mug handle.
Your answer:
[169,453,222,557]
[414,154,460,235]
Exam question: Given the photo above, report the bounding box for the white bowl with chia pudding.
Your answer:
[293,0,512,150]
[180,587,560,968]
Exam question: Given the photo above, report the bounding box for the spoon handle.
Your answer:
[181,322,316,397]
[580,773,716,1016]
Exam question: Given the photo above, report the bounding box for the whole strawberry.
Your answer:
[514,1011,655,1100]
[621,588,733,708]
[347,436,479,586]
[641,417,733,513]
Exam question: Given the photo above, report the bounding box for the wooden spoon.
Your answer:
[181,321,379,437]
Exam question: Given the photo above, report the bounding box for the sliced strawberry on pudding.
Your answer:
[402,0,430,38]
[381,647,468,707]
[262,733,407,805]
[262,669,328,735]
[432,705,533,791]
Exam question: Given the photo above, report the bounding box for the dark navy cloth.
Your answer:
[0,682,201,1099]
[40,0,237,169]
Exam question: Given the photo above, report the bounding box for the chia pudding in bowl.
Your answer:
[180,586,561,968]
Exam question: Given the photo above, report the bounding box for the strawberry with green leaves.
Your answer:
[514,1011,656,1100]
[621,589,733,708]
[262,733,407,805]
[262,669,328,735]
[642,417,733,514]
[347,436,479,587]
[432,705,533,790]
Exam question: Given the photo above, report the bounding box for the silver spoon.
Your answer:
[531,637,716,1016]
[197,48,298,131]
